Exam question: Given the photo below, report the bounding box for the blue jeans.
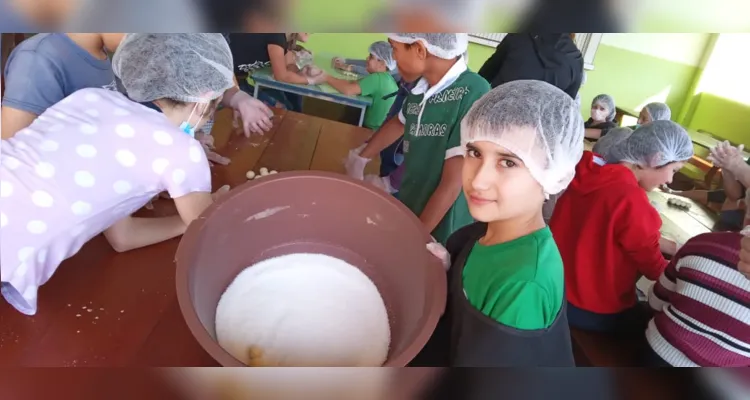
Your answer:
[238,79,303,112]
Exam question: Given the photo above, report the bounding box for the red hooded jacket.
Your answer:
[550,151,668,314]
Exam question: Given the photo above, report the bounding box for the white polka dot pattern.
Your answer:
[1,88,213,316]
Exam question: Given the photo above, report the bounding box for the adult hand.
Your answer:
[227,90,274,137]
[344,145,369,180]
[426,241,450,271]
[709,141,744,173]
[302,65,327,85]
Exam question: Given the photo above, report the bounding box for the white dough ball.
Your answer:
[259,167,269,176]
[245,170,256,180]
[269,170,278,174]
[215,253,391,367]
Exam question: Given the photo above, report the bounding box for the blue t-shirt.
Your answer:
[2,34,117,116]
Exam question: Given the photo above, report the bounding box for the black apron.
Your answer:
[412,222,575,367]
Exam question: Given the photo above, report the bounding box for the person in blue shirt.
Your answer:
[2,33,124,139]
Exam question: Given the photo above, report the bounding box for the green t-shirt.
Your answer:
[398,70,490,244]
[462,227,564,330]
[358,72,398,131]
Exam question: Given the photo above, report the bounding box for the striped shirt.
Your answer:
[646,232,750,367]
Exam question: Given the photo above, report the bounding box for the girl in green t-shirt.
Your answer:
[425,80,585,366]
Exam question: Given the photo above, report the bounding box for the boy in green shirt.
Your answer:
[344,34,490,244]
[427,80,585,366]
[310,41,398,131]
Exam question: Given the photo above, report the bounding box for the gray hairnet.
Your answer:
[461,80,585,196]
[605,120,693,168]
[593,127,633,161]
[388,33,469,59]
[592,94,616,121]
[368,41,396,71]
[643,102,672,122]
[112,33,234,103]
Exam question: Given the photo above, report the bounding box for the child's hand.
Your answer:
[426,242,450,271]
[344,145,369,180]
[211,185,231,202]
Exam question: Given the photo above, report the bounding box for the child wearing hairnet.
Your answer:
[342,34,490,244]
[307,41,399,132]
[584,94,618,139]
[0,34,236,316]
[638,102,672,125]
[423,80,584,367]
[550,120,694,334]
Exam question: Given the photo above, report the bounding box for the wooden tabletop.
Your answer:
[688,129,750,160]
[647,190,717,244]
[0,108,378,367]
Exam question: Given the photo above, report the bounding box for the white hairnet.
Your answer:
[605,121,693,168]
[592,127,633,161]
[113,33,234,103]
[642,102,672,121]
[368,41,396,71]
[592,94,616,121]
[460,80,585,196]
[388,33,469,60]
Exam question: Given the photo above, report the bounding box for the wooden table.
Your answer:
[250,54,373,126]
[688,129,750,160]
[0,108,379,367]
[647,190,717,245]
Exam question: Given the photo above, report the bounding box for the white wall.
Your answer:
[600,33,711,67]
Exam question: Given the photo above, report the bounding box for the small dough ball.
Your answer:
[260,167,269,176]
[254,174,262,180]
[269,170,278,175]
[246,170,256,180]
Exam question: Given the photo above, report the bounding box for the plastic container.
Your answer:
[175,171,447,366]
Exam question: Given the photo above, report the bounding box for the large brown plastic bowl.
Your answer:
[175,171,447,367]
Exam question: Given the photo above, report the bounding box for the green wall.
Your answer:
[578,44,701,120]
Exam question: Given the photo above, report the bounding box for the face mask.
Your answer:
[179,102,207,138]
[590,109,608,122]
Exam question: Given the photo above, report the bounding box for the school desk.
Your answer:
[647,190,718,246]
[0,108,380,367]
[249,53,373,127]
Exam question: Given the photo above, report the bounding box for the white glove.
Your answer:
[708,141,744,172]
[303,65,327,85]
[344,144,370,181]
[332,57,345,69]
[227,90,274,137]
[364,175,396,194]
[426,242,450,271]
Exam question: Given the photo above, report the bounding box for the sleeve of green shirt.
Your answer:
[357,73,381,97]
[492,281,555,330]
[444,80,491,159]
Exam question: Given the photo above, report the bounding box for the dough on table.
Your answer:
[245,170,256,180]
[215,253,390,367]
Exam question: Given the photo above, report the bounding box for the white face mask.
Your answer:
[590,109,608,122]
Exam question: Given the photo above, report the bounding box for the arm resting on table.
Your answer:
[103,192,215,253]
[325,76,362,96]
[419,157,464,234]
[360,117,405,159]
